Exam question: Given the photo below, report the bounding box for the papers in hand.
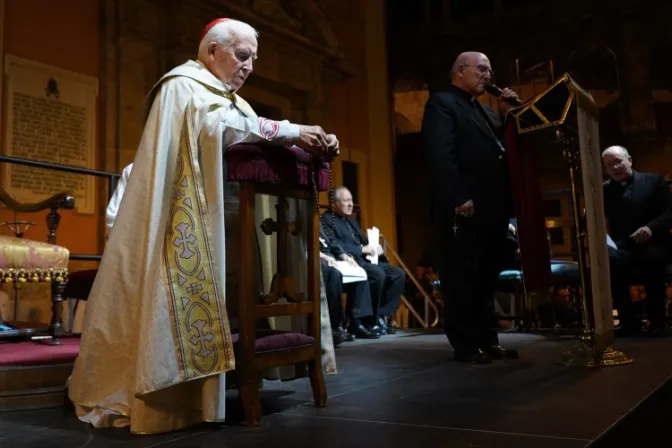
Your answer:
[334,261,367,284]
[366,227,380,265]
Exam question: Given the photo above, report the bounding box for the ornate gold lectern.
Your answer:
[512,74,632,367]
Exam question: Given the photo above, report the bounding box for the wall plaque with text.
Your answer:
[2,55,98,214]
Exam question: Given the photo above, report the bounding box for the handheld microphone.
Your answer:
[484,83,521,106]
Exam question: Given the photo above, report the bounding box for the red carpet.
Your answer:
[0,337,80,367]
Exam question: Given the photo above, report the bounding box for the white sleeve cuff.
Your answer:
[286,123,300,143]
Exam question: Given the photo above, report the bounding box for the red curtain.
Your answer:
[505,118,553,293]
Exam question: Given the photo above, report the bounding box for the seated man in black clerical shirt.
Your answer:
[321,186,406,336]
[602,146,672,337]
[319,221,378,342]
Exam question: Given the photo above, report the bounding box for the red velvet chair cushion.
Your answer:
[231,329,314,354]
[0,338,80,367]
[63,269,98,300]
[226,144,330,191]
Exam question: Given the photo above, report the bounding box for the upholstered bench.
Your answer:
[225,143,331,426]
[0,235,69,341]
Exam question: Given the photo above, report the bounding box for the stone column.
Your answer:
[365,0,397,246]
[100,0,121,174]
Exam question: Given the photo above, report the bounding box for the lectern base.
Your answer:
[561,330,633,367]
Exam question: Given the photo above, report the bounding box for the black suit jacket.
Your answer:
[421,85,513,228]
[321,211,387,263]
[603,171,672,249]
[319,221,345,259]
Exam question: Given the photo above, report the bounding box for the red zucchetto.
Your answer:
[200,18,231,41]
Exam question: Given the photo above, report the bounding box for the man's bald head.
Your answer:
[450,52,492,96]
[451,52,485,78]
[602,146,629,159]
[602,145,633,182]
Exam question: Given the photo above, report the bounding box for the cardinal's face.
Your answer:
[207,34,257,91]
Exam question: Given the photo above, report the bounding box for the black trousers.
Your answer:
[321,260,374,329]
[359,261,405,320]
[609,243,670,329]
[437,214,509,353]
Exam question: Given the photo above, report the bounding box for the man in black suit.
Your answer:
[602,146,672,337]
[319,221,378,341]
[321,187,405,336]
[421,51,520,364]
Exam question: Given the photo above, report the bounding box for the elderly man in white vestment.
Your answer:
[68,18,339,434]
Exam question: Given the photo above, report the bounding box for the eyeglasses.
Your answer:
[463,64,495,76]
[605,161,626,169]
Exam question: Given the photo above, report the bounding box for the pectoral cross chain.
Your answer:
[452,216,459,236]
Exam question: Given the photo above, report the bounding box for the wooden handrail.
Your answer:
[380,234,440,328]
[0,186,75,245]
[0,188,74,214]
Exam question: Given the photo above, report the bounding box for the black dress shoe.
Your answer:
[348,322,380,339]
[339,327,355,342]
[332,330,346,347]
[482,344,519,360]
[378,317,396,335]
[370,324,386,336]
[454,349,492,364]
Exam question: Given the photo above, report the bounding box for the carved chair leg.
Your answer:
[308,358,327,408]
[238,373,262,427]
[48,280,66,345]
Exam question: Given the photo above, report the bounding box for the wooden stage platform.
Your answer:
[1,331,671,447]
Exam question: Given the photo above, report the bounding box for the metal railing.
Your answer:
[0,154,121,261]
[381,234,441,328]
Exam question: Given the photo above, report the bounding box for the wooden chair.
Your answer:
[225,143,330,426]
[0,187,74,343]
[62,268,98,333]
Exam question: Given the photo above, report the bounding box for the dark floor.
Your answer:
[1,330,671,448]
[589,366,672,447]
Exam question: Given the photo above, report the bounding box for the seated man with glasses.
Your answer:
[321,186,406,337]
[602,145,672,337]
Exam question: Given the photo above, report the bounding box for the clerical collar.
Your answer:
[619,172,635,186]
[450,85,476,103]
